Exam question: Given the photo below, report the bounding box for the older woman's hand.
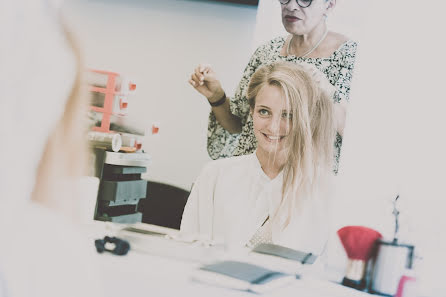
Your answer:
[189,64,225,103]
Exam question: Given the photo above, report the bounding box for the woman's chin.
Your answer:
[258,143,285,156]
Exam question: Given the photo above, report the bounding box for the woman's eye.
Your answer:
[258,109,269,116]
[282,112,292,120]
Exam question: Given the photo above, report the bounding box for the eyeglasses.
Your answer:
[279,0,313,8]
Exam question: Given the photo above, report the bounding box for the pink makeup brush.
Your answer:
[337,226,382,290]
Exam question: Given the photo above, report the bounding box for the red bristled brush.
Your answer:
[337,226,382,291]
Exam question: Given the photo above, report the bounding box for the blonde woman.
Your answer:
[181,62,335,254]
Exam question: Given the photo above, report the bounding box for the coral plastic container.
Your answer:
[87,69,136,133]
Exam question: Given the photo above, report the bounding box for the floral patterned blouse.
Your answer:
[207,36,357,173]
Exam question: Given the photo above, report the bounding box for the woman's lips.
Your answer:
[284,15,301,22]
[262,133,285,142]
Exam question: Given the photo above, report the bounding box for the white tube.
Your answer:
[87,131,122,152]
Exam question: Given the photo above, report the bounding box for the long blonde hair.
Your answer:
[247,61,335,227]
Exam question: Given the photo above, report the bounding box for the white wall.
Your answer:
[64,0,258,190]
[337,2,446,294]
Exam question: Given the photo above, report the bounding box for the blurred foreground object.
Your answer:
[86,69,144,153]
[0,0,103,296]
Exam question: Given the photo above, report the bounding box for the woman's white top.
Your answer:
[180,153,333,255]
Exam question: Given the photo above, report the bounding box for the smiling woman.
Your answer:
[251,84,291,169]
[181,61,336,253]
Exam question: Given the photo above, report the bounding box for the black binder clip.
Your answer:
[95,236,130,256]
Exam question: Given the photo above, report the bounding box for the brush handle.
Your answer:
[342,277,367,291]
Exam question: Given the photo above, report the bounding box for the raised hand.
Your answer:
[189,64,225,103]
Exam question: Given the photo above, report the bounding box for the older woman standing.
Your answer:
[189,0,356,173]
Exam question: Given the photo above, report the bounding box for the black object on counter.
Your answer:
[95,236,130,256]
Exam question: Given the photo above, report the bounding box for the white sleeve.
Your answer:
[179,182,199,234]
[180,161,220,241]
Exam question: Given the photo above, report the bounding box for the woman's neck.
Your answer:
[291,21,327,51]
[256,150,286,180]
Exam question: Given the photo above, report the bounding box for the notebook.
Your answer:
[193,260,295,293]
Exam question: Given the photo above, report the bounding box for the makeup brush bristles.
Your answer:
[337,226,382,260]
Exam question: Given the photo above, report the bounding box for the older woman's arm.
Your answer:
[189,65,242,134]
[189,46,265,137]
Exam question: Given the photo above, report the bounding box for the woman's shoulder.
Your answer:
[336,39,358,55]
[253,36,287,56]
[268,35,287,46]
[329,32,357,46]
[328,32,357,59]
[201,154,255,176]
[194,156,253,189]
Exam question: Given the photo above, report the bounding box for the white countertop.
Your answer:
[88,222,373,297]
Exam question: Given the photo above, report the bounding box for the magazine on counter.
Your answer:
[193,260,296,293]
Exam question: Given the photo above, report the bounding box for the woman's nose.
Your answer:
[284,1,301,11]
[266,117,281,134]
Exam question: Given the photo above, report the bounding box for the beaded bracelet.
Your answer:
[208,92,226,107]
